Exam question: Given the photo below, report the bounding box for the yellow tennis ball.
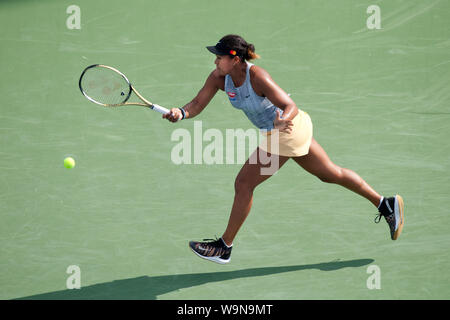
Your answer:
[64,157,75,169]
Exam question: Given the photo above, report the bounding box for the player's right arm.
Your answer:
[163,70,224,122]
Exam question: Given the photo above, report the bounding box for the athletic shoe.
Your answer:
[189,237,232,264]
[375,195,405,240]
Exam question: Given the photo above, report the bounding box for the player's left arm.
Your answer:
[250,66,299,121]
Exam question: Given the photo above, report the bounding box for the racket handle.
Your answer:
[151,104,170,114]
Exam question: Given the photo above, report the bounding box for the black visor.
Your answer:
[206,41,240,57]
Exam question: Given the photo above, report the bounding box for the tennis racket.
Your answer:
[79,64,170,115]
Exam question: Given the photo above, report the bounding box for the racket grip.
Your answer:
[151,104,170,114]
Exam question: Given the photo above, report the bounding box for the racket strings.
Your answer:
[80,66,131,106]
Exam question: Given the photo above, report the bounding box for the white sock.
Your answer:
[221,238,233,248]
[378,197,385,209]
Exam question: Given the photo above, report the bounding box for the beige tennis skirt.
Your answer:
[259,109,313,157]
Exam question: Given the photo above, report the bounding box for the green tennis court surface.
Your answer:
[1,0,449,300]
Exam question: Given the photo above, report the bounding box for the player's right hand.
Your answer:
[163,108,183,122]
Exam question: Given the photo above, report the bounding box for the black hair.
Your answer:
[219,34,260,61]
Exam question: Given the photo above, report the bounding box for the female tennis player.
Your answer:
[163,34,404,264]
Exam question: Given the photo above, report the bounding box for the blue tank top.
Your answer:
[225,62,283,131]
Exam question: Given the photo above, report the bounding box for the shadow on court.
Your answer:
[16,259,374,300]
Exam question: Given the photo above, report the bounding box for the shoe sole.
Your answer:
[393,195,404,240]
[189,244,230,264]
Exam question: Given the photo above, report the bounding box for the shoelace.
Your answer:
[199,238,220,252]
[202,235,221,242]
[202,237,229,252]
[374,212,383,224]
[198,237,225,257]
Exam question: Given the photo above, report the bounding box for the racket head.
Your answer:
[79,64,132,107]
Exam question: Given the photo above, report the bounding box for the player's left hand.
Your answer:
[273,110,293,134]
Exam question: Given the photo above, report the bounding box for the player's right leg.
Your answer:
[189,148,290,264]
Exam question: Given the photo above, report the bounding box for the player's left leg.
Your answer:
[292,138,382,206]
[292,138,404,240]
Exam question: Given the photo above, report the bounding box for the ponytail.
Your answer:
[245,43,260,61]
